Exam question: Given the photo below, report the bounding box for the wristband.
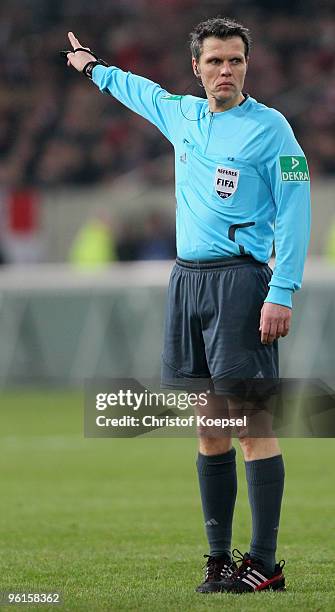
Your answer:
[83,59,108,79]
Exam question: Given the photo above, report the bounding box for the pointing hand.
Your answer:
[65,31,97,72]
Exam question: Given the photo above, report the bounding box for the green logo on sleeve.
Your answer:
[161,94,183,101]
[279,156,310,181]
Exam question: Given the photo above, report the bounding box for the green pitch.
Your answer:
[0,390,334,611]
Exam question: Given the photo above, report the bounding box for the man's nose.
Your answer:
[220,61,232,75]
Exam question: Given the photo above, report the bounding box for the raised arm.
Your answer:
[64,32,182,144]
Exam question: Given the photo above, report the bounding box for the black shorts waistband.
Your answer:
[175,255,266,271]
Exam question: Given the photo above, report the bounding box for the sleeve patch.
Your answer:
[279,156,310,181]
[161,94,183,101]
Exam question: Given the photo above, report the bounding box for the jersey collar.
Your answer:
[239,92,250,106]
[205,92,251,115]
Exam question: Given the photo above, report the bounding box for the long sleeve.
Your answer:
[91,64,182,144]
[261,111,311,308]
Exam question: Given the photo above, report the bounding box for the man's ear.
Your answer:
[192,57,200,77]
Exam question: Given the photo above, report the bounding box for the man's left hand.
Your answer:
[259,302,292,345]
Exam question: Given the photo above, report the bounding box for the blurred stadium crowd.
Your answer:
[0,0,334,262]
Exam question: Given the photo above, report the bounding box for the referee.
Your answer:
[64,17,310,594]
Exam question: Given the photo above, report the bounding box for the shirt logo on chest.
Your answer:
[214,166,239,200]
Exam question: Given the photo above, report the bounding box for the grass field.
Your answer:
[0,389,334,611]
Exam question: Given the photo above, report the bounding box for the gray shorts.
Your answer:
[161,256,279,397]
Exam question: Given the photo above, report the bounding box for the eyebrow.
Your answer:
[205,54,244,61]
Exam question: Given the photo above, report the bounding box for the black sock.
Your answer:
[245,454,285,573]
[197,447,237,559]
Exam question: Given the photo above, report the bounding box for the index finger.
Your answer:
[262,321,278,345]
[261,318,277,345]
[68,31,81,50]
[260,319,270,344]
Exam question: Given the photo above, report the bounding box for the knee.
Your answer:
[238,436,256,460]
[238,436,281,461]
[198,435,232,456]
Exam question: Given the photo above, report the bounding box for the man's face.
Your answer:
[192,36,248,111]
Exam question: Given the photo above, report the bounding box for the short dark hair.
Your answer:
[190,17,251,61]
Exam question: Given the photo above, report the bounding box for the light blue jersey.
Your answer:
[92,65,311,308]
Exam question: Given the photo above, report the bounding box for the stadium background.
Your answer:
[0,1,334,610]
